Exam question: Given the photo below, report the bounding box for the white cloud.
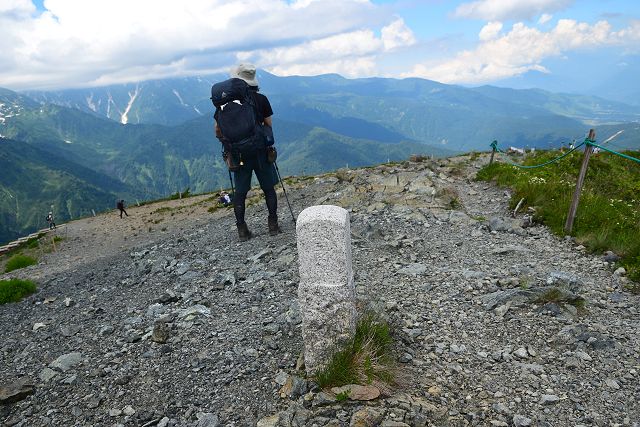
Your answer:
[406,19,640,84]
[381,18,416,50]
[479,21,503,41]
[454,0,573,21]
[268,57,378,79]
[0,0,393,89]
[538,13,553,25]
[241,18,415,77]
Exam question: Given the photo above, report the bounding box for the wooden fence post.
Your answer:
[564,129,596,234]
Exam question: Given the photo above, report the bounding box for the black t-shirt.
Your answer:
[250,90,273,123]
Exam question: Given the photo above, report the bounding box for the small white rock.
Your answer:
[575,351,592,361]
[513,414,532,427]
[514,348,528,359]
[605,379,620,390]
[540,394,560,405]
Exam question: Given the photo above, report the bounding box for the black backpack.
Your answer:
[211,78,266,156]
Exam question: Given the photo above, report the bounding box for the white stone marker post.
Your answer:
[296,205,356,374]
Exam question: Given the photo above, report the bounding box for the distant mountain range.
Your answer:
[1,71,639,243]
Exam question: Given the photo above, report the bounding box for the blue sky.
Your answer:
[0,0,639,94]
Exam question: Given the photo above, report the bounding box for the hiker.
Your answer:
[117,199,129,218]
[219,192,232,207]
[46,211,56,229]
[213,63,280,241]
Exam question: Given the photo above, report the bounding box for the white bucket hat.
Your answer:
[230,63,259,87]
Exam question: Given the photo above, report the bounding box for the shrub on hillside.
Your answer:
[0,279,37,304]
[5,254,37,273]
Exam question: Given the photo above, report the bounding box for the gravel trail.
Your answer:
[1,156,638,427]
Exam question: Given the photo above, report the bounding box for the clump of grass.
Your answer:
[533,287,586,311]
[448,198,462,210]
[625,283,640,295]
[0,279,37,304]
[477,149,640,282]
[334,169,353,183]
[409,154,429,162]
[153,206,173,215]
[449,162,466,177]
[5,254,37,273]
[315,312,395,389]
[52,236,63,243]
[335,390,350,402]
[27,237,40,249]
[437,186,462,210]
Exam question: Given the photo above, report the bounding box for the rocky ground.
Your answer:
[1,155,638,427]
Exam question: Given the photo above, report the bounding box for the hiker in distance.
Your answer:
[219,192,232,207]
[46,211,56,229]
[116,199,129,218]
[212,63,280,241]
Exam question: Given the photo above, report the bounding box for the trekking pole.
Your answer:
[228,170,235,198]
[273,161,296,223]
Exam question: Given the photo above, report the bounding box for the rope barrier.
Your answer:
[587,141,640,164]
[491,139,586,169]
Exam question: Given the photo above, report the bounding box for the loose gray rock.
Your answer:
[540,394,560,405]
[195,412,219,427]
[49,352,83,372]
[0,379,35,404]
[513,415,532,427]
[151,321,169,344]
[397,263,428,275]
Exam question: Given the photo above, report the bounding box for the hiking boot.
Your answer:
[268,216,281,236]
[237,222,253,242]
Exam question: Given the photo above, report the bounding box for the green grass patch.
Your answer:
[315,312,395,389]
[5,254,37,273]
[27,237,40,249]
[469,151,481,161]
[335,390,350,401]
[477,149,640,282]
[533,287,586,310]
[624,282,640,295]
[0,278,37,304]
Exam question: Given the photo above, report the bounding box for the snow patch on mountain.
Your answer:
[107,92,114,119]
[602,130,624,145]
[121,85,140,125]
[86,93,98,112]
[173,89,187,106]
